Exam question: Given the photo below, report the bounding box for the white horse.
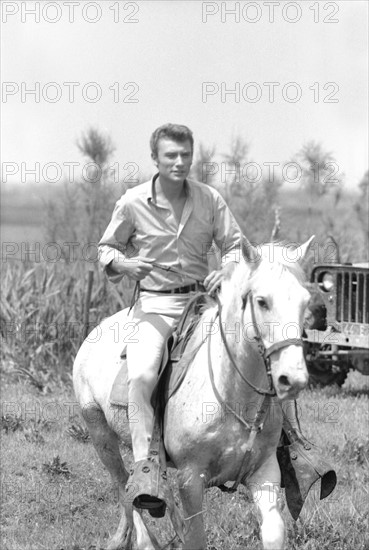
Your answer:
[73,239,313,550]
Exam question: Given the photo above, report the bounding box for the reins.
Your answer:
[206,313,271,492]
[214,292,276,397]
[207,290,304,493]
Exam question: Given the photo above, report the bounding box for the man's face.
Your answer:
[153,138,193,184]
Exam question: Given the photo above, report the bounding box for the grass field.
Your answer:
[1,369,368,550]
[1,180,368,549]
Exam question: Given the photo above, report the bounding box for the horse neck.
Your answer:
[212,292,269,406]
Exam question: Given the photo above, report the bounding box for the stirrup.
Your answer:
[126,458,168,518]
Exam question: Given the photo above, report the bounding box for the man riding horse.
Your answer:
[98,123,334,517]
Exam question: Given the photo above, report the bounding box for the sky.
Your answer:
[1,0,368,189]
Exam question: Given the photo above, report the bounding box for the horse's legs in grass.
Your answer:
[84,405,159,550]
[133,510,162,550]
[83,406,133,549]
[248,458,285,550]
[178,467,206,550]
[252,482,285,550]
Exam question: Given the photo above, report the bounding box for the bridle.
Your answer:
[214,290,304,397]
[209,290,304,493]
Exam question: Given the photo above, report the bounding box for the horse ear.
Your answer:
[241,237,261,267]
[298,235,315,262]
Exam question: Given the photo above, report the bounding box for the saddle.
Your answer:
[151,291,211,412]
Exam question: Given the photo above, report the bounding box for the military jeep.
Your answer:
[303,262,369,386]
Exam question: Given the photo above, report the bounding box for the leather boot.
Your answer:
[126,410,168,518]
[277,399,337,520]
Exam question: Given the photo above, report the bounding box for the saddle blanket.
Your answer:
[109,345,169,407]
[109,359,129,406]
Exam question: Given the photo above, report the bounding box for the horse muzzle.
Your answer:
[274,371,308,400]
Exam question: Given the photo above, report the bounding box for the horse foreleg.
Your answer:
[248,460,285,550]
[107,505,160,550]
[107,511,133,550]
[132,509,161,550]
[178,468,207,550]
[83,405,132,549]
[252,482,285,550]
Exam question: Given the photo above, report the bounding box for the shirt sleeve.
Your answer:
[98,194,136,283]
[212,191,242,266]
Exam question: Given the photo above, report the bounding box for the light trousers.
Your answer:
[126,292,189,462]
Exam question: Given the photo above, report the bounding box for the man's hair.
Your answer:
[150,123,194,157]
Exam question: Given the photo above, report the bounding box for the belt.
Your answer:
[141,282,204,294]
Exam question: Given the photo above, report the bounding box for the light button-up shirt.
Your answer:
[98,174,242,290]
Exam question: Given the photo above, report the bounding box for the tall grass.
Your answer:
[0,260,133,388]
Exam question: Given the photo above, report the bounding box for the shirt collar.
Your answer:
[148,173,192,204]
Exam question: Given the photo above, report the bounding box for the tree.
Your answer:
[44,128,118,261]
[354,169,369,249]
[222,136,251,202]
[76,127,116,244]
[295,141,343,202]
[358,169,368,200]
[292,141,345,240]
[191,143,216,184]
[77,127,115,167]
[218,137,284,242]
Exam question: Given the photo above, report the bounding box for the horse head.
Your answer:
[223,237,314,401]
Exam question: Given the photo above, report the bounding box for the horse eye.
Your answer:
[256,297,268,310]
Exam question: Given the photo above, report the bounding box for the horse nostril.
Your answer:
[278,375,291,388]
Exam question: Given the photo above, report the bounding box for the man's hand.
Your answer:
[203,269,225,296]
[204,263,236,295]
[112,256,155,281]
